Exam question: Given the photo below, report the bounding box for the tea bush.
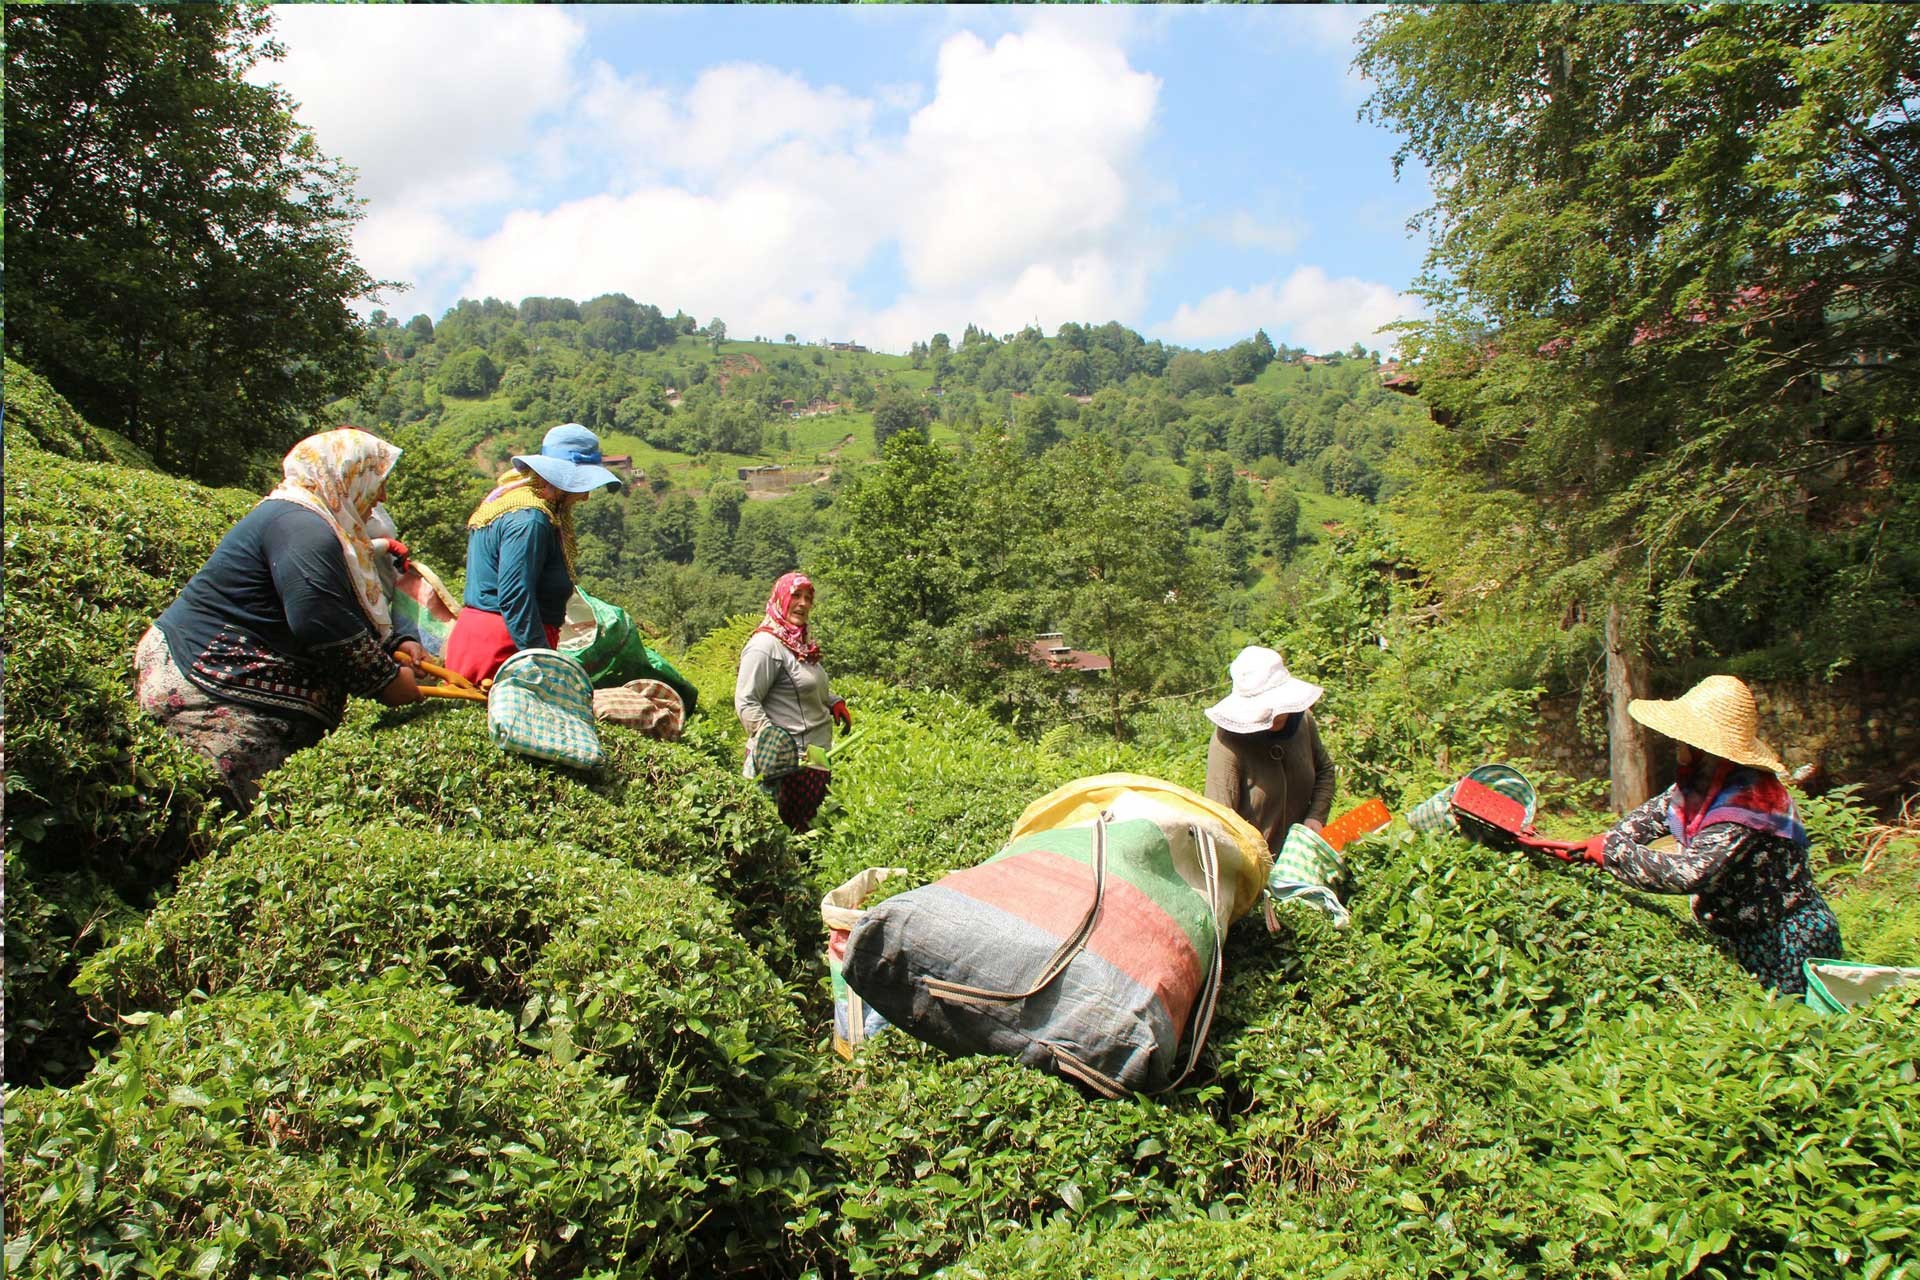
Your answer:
[4,974,733,1278]
[946,1214,1370,1278]
[251,701,814,979]
[72,824,830,1273]
[3,437,253,1081]
[5,358,156,469]
[823,1038,1239,1277]
[1525,988,1920,1279]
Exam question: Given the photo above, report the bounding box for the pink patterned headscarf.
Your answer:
[755,571,820,663]
[262,427,401,637]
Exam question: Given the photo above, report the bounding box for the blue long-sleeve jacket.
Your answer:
[461,507,573,651]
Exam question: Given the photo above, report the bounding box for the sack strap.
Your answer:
[923,812,1110,1007]
[1157,825,1226,1094]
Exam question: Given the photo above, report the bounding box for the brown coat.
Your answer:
[1205,713,1337,852]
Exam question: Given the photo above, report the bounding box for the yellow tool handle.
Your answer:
[416,684,487,702]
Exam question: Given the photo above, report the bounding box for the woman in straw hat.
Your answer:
[1203,646,1336,853]
[1573,674,1841,995]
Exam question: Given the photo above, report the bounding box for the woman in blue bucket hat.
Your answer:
[444,424,624,686]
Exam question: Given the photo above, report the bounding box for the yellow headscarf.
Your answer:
[467,468,578,576]
[262,428,401,637]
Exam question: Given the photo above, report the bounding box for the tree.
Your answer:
[6,3,382,485]
[1360,5,1920,807]
[871,387,924,450]
[437,349,500,398]
[1037,439,1219,737]
[707,318,727,350]
[1266,486,1301,565]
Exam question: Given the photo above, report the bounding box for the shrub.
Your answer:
[4,975,720,1278]
[4,358,156,468]
[75,825,830,1273]
[3,441,252,1081]
[823,1038,1238,1277]
[947,1214,1372,1278]
[250,702,813,979]
[1523,988,1920,1279]
[3,445,252,874]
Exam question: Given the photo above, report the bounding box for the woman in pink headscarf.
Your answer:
[734,571,851,832]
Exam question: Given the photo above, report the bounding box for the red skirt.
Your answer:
[443,608,559,686]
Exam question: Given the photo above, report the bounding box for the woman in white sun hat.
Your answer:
[1203,645,1336,854]
[1572,674,1841,995]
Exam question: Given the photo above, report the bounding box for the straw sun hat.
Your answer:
[1627,675,1786,775]
[1204,646,1323,734]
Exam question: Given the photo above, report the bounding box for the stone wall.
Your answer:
[1515,666,1920,814]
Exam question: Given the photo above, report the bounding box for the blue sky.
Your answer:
[260,4,1430,355]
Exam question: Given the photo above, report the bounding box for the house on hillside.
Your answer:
[737,464,784,481]
[1026,632,1111,675]
[828,341,869,354]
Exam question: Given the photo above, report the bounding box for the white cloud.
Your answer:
[1161,266,1422,354]
[444,21,1164,352]
[258,7,584,210]
[897,28,1160,291]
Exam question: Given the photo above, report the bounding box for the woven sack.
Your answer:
[747,721,803,781]
[488,648,603,769]
[844,775,1265,1097]
[592,678,685,740]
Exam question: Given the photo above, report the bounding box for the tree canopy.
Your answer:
[5,2,382,486]
[1359,3,1920,802]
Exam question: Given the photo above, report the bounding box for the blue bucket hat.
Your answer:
[513,423,624,494]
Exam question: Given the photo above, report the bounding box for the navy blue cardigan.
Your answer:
[156,500,413,728]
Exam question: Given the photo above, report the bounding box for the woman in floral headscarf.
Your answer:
[735,571,851,832]
[136,427,425,810]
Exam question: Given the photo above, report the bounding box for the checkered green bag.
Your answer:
[488,648,603,769]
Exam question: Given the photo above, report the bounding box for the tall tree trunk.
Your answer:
[1605,601,1659,813]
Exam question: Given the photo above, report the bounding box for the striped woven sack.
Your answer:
[842,776,1268,1097]
[592,678,685,740]
[487,648,603,769]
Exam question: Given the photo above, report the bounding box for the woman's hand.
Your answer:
[393,639,427,668]
[1303,818,1324,835]
[379,664,424,706]
[1580,833,1608,866]
[831,699,853,734]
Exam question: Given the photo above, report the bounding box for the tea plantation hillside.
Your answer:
[5,378,1918,1279]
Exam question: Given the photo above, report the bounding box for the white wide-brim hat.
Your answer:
[1204,646,1323,734]
[1628,674,1786,774]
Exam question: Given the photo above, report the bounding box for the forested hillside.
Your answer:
[7,4,1920,1279]
[346,297,1423,672]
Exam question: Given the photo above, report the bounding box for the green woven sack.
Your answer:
[1801,959,1920,1015]
[562,586,699,714]
[748,722,802,781]
[488,649,604,770]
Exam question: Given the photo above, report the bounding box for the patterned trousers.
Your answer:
[1716,898,1844,996]
[769,767,832,833]
[134,626,321,812]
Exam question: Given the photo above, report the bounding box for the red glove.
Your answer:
[830,699,852,734]
[1580,833,1608,866]
[387,538,411,573]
